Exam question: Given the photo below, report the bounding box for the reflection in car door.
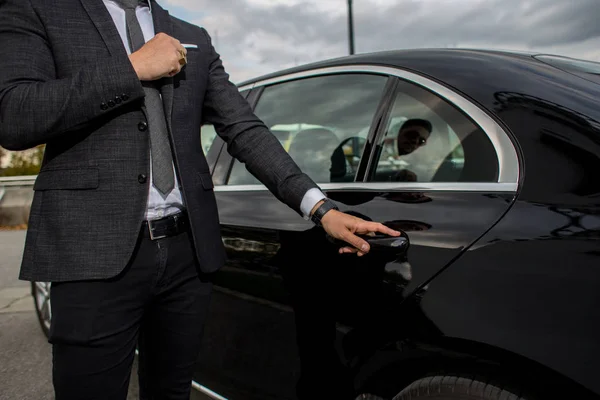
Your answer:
[193,68,519,400]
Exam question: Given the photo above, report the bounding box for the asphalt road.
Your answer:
[0,230,27,291]
[0,230,208,400]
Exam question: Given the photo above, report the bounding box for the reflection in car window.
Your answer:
[534,55,600,75]
[227,74,388,185]
[534,54,600,84]
[370,80,499,183]
[202,90,249,156]
[201,124,217,156]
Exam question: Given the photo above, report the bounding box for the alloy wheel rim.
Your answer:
[34,282,52,331]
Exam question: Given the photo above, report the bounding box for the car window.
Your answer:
[227,74,388,185]
[202,90,250,156]
[201,124,217,156]
[534,54,600,84]
[534,54,600,74]
[370,80,498,183]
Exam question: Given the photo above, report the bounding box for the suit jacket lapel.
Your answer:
[79,0,128,58]
[151,2,175,134]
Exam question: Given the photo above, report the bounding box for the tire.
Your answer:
[394,376,526,400]
[31,281,52,338]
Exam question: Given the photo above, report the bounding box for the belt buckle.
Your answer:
[147,220,167,240]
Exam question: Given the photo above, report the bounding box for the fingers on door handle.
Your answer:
[327,233,410,255]
[366,236,409,250]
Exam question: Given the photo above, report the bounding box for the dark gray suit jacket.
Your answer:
[0,0,318,282]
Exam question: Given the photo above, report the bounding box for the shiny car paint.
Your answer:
[192,49,600,400]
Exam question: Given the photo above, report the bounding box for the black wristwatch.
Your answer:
[310,198,339,226]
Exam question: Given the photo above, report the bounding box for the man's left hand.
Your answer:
[319,208,401,257]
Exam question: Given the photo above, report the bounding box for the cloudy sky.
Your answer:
[160,0,600,83]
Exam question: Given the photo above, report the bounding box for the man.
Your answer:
[394,118,432,182]
[396,118,431,156]
[0,0,398,399]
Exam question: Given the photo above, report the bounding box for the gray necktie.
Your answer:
[115,0,175,195]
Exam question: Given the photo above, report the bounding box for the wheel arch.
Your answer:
[354,336,597,399]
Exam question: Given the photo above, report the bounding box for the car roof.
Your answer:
[236,48,538,87]
[236,48,600,126]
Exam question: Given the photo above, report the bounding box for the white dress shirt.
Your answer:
[103,0,325,220]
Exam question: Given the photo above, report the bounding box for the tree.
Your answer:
[0,145,45,177]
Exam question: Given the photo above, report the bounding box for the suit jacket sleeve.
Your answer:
[0,0,146,151]
[200,28,319,215]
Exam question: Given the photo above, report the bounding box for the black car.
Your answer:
[32,49,600,400]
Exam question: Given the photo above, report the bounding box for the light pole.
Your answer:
[347,0,355,55]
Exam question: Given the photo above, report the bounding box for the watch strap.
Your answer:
[310,199,339,226]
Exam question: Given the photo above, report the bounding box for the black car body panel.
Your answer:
[193,49,600,400]
[198,190,516,399]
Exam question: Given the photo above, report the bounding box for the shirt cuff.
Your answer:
[300,188,326,220]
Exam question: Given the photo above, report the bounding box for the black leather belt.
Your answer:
[142,211,189,240]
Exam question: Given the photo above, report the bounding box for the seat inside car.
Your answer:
[287,128,340,183]
[330,136,366,182]
[430,127,499,182]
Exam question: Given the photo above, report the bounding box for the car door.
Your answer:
[193,72,392,400]
[193,66,520,400]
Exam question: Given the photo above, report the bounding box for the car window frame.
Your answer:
[365,76,501,183]
[209,88,256,183]
[203,123,223,173]
[218,72,394,186]
[213,65,520,194]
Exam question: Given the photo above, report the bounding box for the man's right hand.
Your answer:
[128,33,187,81]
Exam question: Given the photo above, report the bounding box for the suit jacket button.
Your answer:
[108,100,115,107]
[138,121,148,131]
[121,93,129,101]
[138,174,147,184]
[100,102,108,110]
[114,95,122,104]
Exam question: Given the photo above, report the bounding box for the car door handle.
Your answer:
[327,233,409,255]
[366,236,408,250]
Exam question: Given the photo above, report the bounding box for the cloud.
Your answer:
[162,0,600,82]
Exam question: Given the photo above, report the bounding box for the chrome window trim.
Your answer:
[191,380,228,400]
[237,83,254,92]
[215,182,518,193]
[235,64,520,188]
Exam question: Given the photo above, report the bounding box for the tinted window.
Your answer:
[228,74,388,185]
[370,80,498,182]
[202,90,250,156]
[535,55,600,75]
[534,54,600,84]
[201,124,217,155]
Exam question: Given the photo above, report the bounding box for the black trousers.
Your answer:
[49,226,213,400]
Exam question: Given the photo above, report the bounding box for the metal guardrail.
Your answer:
[0,175,36,187]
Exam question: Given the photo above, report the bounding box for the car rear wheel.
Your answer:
[394,376,526,400]
[32,281,51,338]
